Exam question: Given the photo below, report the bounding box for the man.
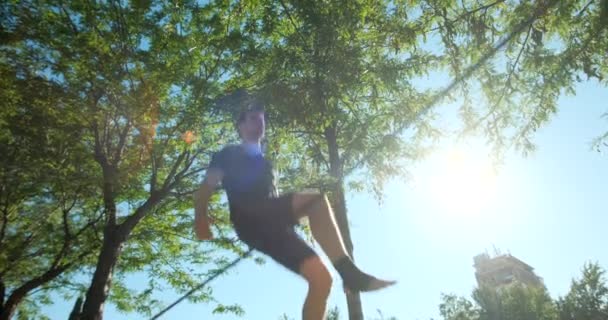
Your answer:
[194,99,395,320]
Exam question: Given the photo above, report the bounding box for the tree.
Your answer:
[592,128,608,153]
[437,264,608,320]
[477,284,557,320]
[429,0,608,155]
[439,293,480,320]
[557,262,608,320]
[0,59,102,320]
[438,284,557,320]
[2,0,250,318]
[278,305,397,320]
[327,306,341,320]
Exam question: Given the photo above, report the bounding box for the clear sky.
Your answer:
[41,80,607,319]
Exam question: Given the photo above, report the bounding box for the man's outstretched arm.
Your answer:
[194,168,223,240]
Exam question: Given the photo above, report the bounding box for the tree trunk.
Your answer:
[68,296,83,320]
[0,265,71,320]
[0,305,16,320]
[0,280,4,314]
[331,183,365,320]
[325,126,364,320]
[0,301,16,320]
[80,226,123,320]
[79,153,164,319]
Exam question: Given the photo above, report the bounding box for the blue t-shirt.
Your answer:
[208,145,277,205]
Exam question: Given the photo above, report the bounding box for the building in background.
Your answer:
[473,249,544,289]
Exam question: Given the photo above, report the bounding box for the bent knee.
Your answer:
[300,257,333,292]
[292,192,327,218]
[294,192,325,205]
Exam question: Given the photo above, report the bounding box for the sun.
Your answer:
[427,145,498,217]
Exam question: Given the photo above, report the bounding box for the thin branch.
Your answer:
[92,115,106,165]
[28,280,84,297]
[468,23,534,131]
[0,231,39,277]
[1,248,92,316]
[62,207,72,241]
[287,129,324,136]
[150,149,158,193]
[103,112,113,158]
[277,0,309,48]
[577,0,596,18]
[59,2,78,34]
[60,192,81,240]
[112,118,132,167]
[428,0,506,33]
[0,206,9,245]
[167,149,203,190]
[168,189,199,198]
[148,240,182,275]
[172,167,206,189]
[161,151,188,191]
[74,210,104,239]
[0,246,45,277]
[120,190,165,237]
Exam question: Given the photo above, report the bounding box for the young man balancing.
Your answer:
[194,100,395,320]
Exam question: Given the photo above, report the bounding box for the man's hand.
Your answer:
[194,208,213,240]
[194,169,223,240]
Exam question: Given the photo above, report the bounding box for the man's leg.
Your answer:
[291,192,396,292]
[233,199,332,319]
[291,192,349,262]
[299,256,332,320]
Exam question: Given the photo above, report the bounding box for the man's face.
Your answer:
[239,110,265,140]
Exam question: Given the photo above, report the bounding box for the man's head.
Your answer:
[236,102,265,142]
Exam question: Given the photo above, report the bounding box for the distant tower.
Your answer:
[473,251,544,289]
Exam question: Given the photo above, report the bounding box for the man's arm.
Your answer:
[193,168,223,240]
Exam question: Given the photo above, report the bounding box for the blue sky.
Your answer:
[39,74,608,320]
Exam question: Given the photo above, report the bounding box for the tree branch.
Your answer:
[74,209,104,239]
[119,190,166,238]
[1,249,92,318]
[59,1,79,34]
[0,207,9,247]
[92,116,107,166]
[166,150,201,191]
[161,151,188,191]
[112,118,132,167]
[277,0,309,50]
[150,149,158,193]
[178,166,207,181]
[467,23,534,131]
[577,0,596,18]
[0,231,38,277]
[427,0,506,33]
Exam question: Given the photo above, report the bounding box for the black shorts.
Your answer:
[230,193,318,274]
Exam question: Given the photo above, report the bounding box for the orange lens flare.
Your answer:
[182,130,195,144]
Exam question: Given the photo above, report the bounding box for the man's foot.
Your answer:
[343,277,396,294]
[344,272,396,292]
[334,257,396,293]
[363,277,397,291]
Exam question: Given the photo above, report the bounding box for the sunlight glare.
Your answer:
[428,145,498,217]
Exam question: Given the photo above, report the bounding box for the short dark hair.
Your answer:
[236,99,265,126]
